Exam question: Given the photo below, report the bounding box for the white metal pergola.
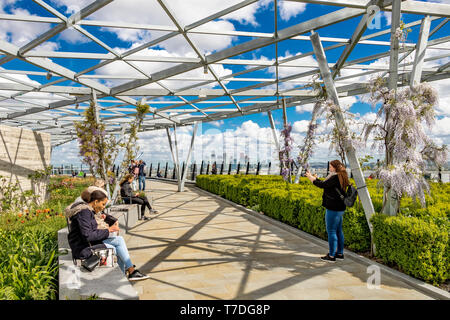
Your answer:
[0,0,448,147]
[1,0,449,236]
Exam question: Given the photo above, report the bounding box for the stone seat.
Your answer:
[57,228,139,300]
[107,203,139,233]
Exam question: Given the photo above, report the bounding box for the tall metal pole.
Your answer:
[267,110,280,152]
[172,124,182,187]
[310,31,376,247]
[179,122,198,191]
[383,0,402,216]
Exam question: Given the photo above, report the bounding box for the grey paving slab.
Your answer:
[123,180,439,300]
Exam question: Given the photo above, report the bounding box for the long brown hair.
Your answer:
[330,160,350,191]
[120,173,134,186]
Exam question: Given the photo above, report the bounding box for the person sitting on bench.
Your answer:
[67,190,149,281]
[120,174,158,220]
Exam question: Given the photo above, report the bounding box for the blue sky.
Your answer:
[0,0,448,166]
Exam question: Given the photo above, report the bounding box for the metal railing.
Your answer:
[50,162,450,183]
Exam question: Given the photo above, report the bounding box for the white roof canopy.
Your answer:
[0,0,449,147]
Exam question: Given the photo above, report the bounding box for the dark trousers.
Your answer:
[123,196,152,218]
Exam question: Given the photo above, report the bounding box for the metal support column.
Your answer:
[267,110,280,152]
[411,15,431,87]
[179,122,198,191]
[310,31,376,245]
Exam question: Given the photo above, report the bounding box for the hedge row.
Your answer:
[196,174,449,285]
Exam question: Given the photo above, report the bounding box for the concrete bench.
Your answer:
[58,228,139,300]
[107,204,139,233]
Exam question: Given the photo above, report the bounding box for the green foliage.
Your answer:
[0,177,93,300]
[0,229,60,300]
[0,175,21,212]
[371,213,448,285]
[121,103,149,169]
[27,166,52,181]
[196,174,449,285]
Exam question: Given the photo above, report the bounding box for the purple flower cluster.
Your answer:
[279,124,294,181]
[365,78,446,208]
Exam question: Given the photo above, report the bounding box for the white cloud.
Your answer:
[49,0,271,55]
[430,116,450,136]
[278,0,306,21]
[94,46,233,90]
[58,27,91,44]
[210,120,224,127]
[0,4,59,50]
[292,120,309,133]
[295,103,314,114]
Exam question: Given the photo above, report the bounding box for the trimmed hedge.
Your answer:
[372,214,449,285]
[196,174,449,285]
[197,175,371,251]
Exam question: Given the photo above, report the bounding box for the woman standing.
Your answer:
[305,160,349,262]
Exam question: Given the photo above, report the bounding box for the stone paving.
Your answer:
[123,180,433,300]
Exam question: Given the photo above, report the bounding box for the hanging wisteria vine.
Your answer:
[363,77,447,208]
[74,102,123,190]
[279,123,294,182]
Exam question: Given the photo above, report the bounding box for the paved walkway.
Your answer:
[123,180,433,300]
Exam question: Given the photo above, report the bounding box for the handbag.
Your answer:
[81,251,100,272]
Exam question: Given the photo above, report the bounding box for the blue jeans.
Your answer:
[325,209,345,257]
[103,236,133,274]
[138,175,146,191]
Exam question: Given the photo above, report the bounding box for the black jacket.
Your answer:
[138,162,146,176]
[313,174,346,211]
[120,181,133,198]
[68,208,109,259]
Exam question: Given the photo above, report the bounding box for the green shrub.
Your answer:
[371,213,449,285]
[196,174,449,285]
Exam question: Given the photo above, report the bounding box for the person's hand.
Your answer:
[305,170,315,182]
[135,192,139,197]
[108,224,119,233]
[101,214,106,220]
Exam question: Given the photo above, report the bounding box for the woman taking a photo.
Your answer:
[305,160,349,262]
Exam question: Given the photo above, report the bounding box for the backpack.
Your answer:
[335,185,358,207]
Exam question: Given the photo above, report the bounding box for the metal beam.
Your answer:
[310,31,376,242]
[179,122,198,192]
[411,16,431,87]
[388,0,402,91]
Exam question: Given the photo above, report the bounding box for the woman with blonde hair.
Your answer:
[306,160,349,262]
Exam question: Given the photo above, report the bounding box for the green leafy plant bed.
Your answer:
[0,176,94,300]
[196,175,449,286]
